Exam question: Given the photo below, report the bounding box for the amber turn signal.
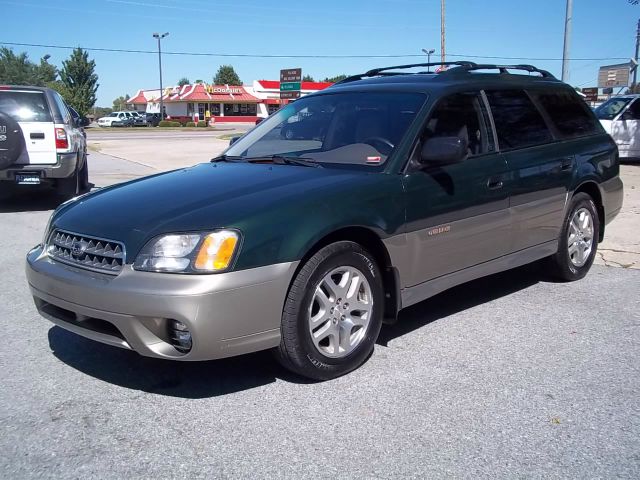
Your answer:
[194,231,239,271]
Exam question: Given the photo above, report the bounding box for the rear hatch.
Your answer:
[0,89,56,165]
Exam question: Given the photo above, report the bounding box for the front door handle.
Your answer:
[487,176,504,190]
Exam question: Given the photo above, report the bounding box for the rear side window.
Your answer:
[51,92,70,124]
[533,90,601,138]
[485,90,552,150]
[0,91,53,122]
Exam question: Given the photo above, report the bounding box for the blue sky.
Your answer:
[1,0,638,105]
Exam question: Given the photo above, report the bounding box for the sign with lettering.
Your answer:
[598,63,631,88]
[280,68,302,100]
[205,84,244,95]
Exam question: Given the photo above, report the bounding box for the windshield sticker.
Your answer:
[366,156,381,164]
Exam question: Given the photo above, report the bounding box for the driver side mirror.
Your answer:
[229,135,241,146]
[419,136,468,166]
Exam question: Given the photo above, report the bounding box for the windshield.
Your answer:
[0,91,52,122]
[594,97,633,120]
[225,91,426,167]
[107,112,118,117]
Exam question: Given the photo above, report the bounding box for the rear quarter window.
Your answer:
[0,91,53,122]
[485,90,553,150]
[532,89,602,138]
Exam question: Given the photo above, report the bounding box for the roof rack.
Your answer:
[443,63,556,78]
[335,61,478,84]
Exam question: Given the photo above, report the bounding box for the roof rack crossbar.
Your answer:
[443,63,556,78]
[335,61,478,85]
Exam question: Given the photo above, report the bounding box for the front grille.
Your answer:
[47,230,125,274]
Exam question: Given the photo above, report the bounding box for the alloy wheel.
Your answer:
[307,266,373,358]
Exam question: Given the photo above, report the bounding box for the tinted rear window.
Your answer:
[485,90,552,150]
[533,90,601,138]
[0,91,52,122]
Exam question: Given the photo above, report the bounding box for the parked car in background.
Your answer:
[97,111,134,127]
[26,62,623,380]
[0,85,89,197]
[130,111,147,127]
[144,113,161,127]
[595,95,640,159]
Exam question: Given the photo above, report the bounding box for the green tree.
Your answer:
[0,47,57,85]
[194,79,203,83]
[213,65,242,85]
[177,77,190,86]
[59,48,99,117]
[322,74,348,83]
[302,74,315,82]
[112,94,130,110]
[36,58,57,85]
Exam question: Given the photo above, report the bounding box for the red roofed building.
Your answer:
[127,79,333,123]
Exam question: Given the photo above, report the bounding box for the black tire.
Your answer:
[0,111,24,169]
[56,153,88,198]
[546,192,599,281]
[275,241,384,381]
[78,153,89,192]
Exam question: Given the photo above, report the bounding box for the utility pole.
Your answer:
[153,32,169,119]
[441,0,446,65]
[634,19,640,87]
[561,0,573,82]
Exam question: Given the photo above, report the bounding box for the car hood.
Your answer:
[52,162,367,260]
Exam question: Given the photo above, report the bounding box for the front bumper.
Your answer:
[0,153,78,181]
[26,245,298,361]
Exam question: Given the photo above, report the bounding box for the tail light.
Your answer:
[55,128,68,149]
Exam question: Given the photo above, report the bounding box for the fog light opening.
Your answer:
[168,319,192,353]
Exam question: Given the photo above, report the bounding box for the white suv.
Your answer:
[97,111,135,127]
[0,85,88,197]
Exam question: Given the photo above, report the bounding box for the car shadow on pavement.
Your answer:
[377,263,542,346]
[48,327,312,398]
[48,263,546,398]
[0,187,63,213]
[0,184,96,213]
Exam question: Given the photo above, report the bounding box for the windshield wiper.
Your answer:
[210,154,245,163]
[243,155,321,168]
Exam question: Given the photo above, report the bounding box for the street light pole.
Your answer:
[422,48,436,72]
[561,0,573,82]
[153,32,169,119]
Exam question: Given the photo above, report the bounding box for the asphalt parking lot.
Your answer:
[0,140,639,478]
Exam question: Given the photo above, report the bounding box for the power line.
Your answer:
[0,41,631,61]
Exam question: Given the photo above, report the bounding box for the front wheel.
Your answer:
[275,241,384,380]
[546,192,599,281]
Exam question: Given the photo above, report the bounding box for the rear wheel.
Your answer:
[275,241,384,380]
[546,192,599,281]
[56,153,89,198]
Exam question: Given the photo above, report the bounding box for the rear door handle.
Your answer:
[30,132,45,139]
[560,157,574,171]
[487,176,504,190]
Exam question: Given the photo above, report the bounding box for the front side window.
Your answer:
[624,99,640,120]
[594,97,633,120]
[485,90,553,150]
[533,89,601,138]
[413,92,491,161]
[0,91,53,122]
[225,92,426,167]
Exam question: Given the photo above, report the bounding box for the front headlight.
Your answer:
[133,230,240,273]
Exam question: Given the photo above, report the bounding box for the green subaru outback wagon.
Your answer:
[26,62,623,380]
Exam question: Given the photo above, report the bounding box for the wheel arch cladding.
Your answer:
[292,226,401,323]
[573,181,605,242]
